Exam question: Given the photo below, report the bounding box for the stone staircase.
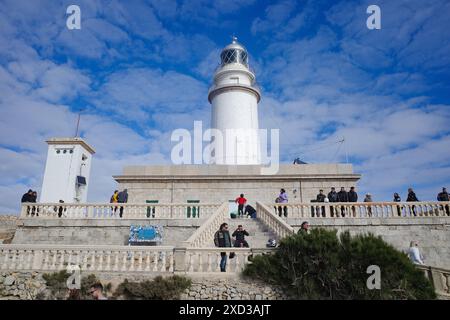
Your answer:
[222,217,277,248]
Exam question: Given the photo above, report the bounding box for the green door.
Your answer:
[146,200,158,218]
[187,200,200,218]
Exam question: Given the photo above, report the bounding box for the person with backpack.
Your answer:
[214,223,232,272]
[110,190,119,216]
[235,194,247,218]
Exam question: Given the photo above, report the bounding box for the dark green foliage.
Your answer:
[42,271,111,300]
[114,275,192,300]
[42,270,70,299]
[243,228,436,300]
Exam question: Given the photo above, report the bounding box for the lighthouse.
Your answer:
[208,37,261,165]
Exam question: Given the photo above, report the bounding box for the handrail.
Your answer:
[416,264,450,297]
[256,201,295,239]
[182,202,229,248]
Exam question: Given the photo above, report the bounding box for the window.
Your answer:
[146,200,159,218]
[187,200,200,218]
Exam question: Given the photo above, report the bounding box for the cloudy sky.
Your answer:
[1,0,449,213]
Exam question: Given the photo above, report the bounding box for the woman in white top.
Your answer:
[408,241,425,265]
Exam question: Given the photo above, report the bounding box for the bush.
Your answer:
[42,271,111,300]
[243,228,436,300]
[114,275,191,300]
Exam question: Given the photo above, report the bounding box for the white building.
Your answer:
[40,138,95,203]
[208,37,261,165]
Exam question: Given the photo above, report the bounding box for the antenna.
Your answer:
[343,136,349,163]
[74,108,85,137]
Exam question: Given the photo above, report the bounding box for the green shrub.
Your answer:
[243,228,436,300]
[114,275,192,300]
[42,271,111,300]
[42,270,70,300]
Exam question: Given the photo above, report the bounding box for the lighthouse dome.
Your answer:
[220,37,248,67]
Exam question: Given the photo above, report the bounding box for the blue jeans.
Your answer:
[220,254,227,272]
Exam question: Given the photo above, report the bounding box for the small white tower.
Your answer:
[208,37,261,165]
[40,138,95,203]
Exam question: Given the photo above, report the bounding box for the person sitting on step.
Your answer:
[232,224,249,247]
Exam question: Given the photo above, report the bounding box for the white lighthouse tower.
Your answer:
[208,37,261,165]
[40,137,95,203]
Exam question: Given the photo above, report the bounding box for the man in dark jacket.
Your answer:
[214,223,232,272]
[232,225,250,247]
[21,189,33,215]
[348,187,358,217]
[117,189,128,218]
[328,187,338,217]
[316,190,326,217]
[337,187,349,217]
[437,187,449,216]
[406,188,419,216]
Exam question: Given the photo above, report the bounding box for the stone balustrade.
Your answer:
[256,202,295,239]
[184,248,275,274]
[417,265,450,298]
[0,244,275,275]
[183,202,229,248]
[20,203,221,219]
[270,201,450,219]
[0,244,174,273]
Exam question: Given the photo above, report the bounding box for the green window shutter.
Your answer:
[187,200,200,218]
[146,200,158,218]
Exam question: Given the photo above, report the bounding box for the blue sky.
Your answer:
[1,0,450,213]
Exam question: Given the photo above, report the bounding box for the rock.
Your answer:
[18,284,25,290]
[4,276,15,286]
[255,294,262,300]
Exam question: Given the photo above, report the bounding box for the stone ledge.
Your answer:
[19,219,204,228]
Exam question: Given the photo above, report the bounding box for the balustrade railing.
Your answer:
[0,244,274,275]
[183,202,229,248]
[184,248,275,274]
[270,201,450,219]
[256,202,295,239]
[20,203,220,219]
[0,244,174,272]
[417,265,450,298]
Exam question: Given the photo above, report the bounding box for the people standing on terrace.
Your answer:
[337,187,349,217]
[393,192,402,216]
[31,190,38,216]
[437,187,449,216]
[328,187,338,217]
[110,190,119,216]
[348,186,358,217]
[406,188,419,216]
[277,189,288,217]
[364,193,373,217]
[316,190,326,217]
[214,223,232,272]
[21,189,33,215]
[235,194,247,218]
[117,189,128,218]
